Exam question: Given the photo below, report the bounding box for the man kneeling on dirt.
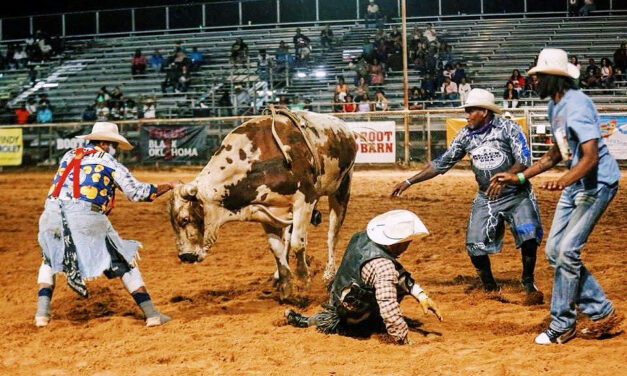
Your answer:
[35,122,178,327]
[285,210,442,344]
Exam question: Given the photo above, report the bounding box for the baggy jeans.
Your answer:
[545,182,618,332]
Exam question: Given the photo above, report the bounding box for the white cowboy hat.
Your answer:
[461,88,502,114]
[366,209,429,246]
[77,122,133,150]
[527,48,580,79]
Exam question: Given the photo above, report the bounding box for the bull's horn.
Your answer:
[181,183,198,200]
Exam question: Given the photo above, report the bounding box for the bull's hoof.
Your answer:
[278,281,293,302]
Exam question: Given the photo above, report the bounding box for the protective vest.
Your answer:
[329,231,409,321]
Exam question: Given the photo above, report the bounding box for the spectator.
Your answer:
[36,103,52,123]
[335,76,350,98]
[451,62,466,84]
[108,87,125,116]
[442,63,455,80]
[412,41,428,72]
[142,97,156,119]
[320,25,334,51]
[13,47,27,69]
[568,0,579,17]
[354,76,370,101]
[29,65,38,87]
[218,90,233,117]
[389,25,401,40]
[38,38,53,60]
[408,87,424,110]
[349,56,369,87]
[124,99,138,119]
[502,81,519,109]
[26,97,38,122]
[357,95,371,112]
[369,57,385,86]
[361,37,375,61]
[579,0,595,16]
[303,98,313,111]
[176,65,191,93]
[599,57,614,89]
[293,28,311,64]
[440,77,459,103]
[149,49,164,73]
[570,56,582,71]
[82,103,97,122]
[231,85,250,115]
[613,43,626,76]
[343,94,357,113]
[15,102,30,124]
[131,49,147,77]
[436,42,452,70]
[458,77,472,104]
[96,101,110,121]
[38,93,51,108]
[289,96,306,111]
[374,89,389,111]
[523,74,540,97]
[365,0,383,29]
[230,37,248,66]
[256,49,273,81]
[509,69,526,95]
[95,86,110,106]
[332,92,345,113]
[421,72,436,98]
[423,24,438,48]
[188,47,204,71]
[582,58,600,88]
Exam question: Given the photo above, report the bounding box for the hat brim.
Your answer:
[366,226,429,246]
[77,132,133,150]
[527,62,580,79]
[461,101,502,114]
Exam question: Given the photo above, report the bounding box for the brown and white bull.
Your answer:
[168,109,356,299]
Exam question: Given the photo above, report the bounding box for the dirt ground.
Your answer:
[0,168,625,376]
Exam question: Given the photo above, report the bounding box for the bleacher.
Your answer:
[1,14,626,122]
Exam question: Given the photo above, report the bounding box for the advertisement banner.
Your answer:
[54,125,91,158]
[0,128,23,166]
[446,117,528,160]
[600,116,627,160]
[346,121,396,163]
[139,125,207,163]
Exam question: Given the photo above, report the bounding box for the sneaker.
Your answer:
[535,326,576,345]
[580,309,624,339]
[284,309,309,328]
[34,315,50,327]
[146,313,171,327]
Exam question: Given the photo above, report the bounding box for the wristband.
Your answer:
[517,172,526,184]
[410,284,425,300]
[405,179,413,186]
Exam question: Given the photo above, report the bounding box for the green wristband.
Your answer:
[517,172,526,184]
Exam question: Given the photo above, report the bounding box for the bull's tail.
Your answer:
[251,204,293,226]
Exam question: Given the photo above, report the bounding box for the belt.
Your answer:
[90,203,103,213]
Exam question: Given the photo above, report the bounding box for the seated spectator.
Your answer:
[369,58,385,86]
[508,69,526,95]
[579,0,595,16]
[149,49,164,73]
[95,86,110,105]
[374,89,389,111]
[412,41,428,72]
[13,47,27,69]
[188,47,204,71]
[38,38,53,60]
[293,28,311,64]
[442,63,455,80]
[599,57,614,88]
[26,97,38,122]
[218,90,233,117]
[440,77,459,104]
[231,85,250,115]
[613,43,626,77]
[354,76,370,101]
[365,0,383,29]
[361,38,375,61]
[523,74,539,97]
[289,96,306,111]
[176,65,191,93]
[357,95,372,112]
[231,37,248,66]
[142,97,156,119]
[108,87,125,116]
[389,25,401,40]
[458,77,472,104]
[256,49,273,81]
[503,81,519,109]
[82,103,97,122]
[451,62,466,84]
[335,76,350,97]
[15,102,30,124]
[343,94,357,113]
[332,92,345,113]
[38,93,51,108]
[436,42,452,70]
[568,0,578,17]
[29,65,38,87]
[36,103,52,123]
[124,99,138,119]
[131,49,147,77]
[423,25,438,48]
[320,25,334,51]
[408,87,424,110]
[409,25,423,51]
[304,98,313,111]
[582,58,600,88]
[421,73,436,98]
[96,101,110,121]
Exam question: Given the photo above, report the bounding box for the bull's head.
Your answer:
[168,183,207,263]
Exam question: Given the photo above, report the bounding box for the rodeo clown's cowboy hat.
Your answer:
[527,48,580,79]
[77,122,133,150]
[461,88,502,114]
[366,209,429,246]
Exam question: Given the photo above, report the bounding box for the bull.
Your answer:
[168,108,357,299]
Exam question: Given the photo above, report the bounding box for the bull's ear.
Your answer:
[181,183,198,201]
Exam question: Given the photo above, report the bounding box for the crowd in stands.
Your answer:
[13,93,53,124]
[0,31,65,71]
[82,86,156,121]
[158,42,203,93]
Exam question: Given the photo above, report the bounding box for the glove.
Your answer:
[417,292,443,321]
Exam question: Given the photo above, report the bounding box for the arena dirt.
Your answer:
[0,169,625,375]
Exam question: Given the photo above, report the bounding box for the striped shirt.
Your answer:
[361,257,408,343]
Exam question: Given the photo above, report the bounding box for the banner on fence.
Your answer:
[0,128,23,166]
[600,116,627,160]
[54,125,91,158]
[139,125,207,163]
[346,121,396,163]
[446,117,528,160]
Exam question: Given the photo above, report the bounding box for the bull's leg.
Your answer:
[325,171,352,281]
[262,223,292,300]
[290,193,315,286]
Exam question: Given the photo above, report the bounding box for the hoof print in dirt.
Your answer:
[169,295,194,303]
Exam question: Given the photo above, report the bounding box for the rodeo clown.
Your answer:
[391,89,544,303]
[35,122,178,327]
[285,210,442,345]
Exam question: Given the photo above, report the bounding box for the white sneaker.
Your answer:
[534,327,576,345]
[145,313,171,327]
[34,316,50,327]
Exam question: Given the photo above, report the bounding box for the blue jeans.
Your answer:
[545,183,617,332]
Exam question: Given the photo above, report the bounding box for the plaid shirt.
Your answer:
[361,257,408,343]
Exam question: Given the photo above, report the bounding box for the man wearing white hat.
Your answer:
[391,88,543,303]
[35,122,178,327]
[491,48,623,345]
[285,210,442,344]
